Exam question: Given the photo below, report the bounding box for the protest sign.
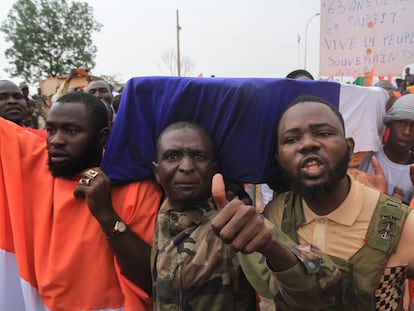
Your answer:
[320,0,414,76]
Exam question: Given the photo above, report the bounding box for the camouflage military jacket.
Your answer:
[239,220,342,311]
[151,199,257,311]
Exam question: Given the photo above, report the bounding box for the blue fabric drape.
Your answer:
[101,76,340,185]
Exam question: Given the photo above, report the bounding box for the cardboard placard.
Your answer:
[320,0,414,76]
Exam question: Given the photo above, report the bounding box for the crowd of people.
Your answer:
[0,68,414,311]
[14,69,122,132]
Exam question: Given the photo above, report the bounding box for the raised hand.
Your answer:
[410,163,414,186]
[211,173,273,254]
[211,173,227,211]
[348,155,387,193]
[74,167,114,220]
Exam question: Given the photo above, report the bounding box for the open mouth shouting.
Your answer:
[300,156,325,178]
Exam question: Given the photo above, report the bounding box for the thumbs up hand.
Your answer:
[211,173,272,254]
[211,173,228,211]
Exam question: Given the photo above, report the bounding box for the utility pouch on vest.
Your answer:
[328,256,357,310]
[366,195,403,255]
[280,191,409,311]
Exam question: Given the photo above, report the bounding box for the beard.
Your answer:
[48,135,101,178]
[280,146,351,200]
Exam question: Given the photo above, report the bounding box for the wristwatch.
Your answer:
[106,220,127,239]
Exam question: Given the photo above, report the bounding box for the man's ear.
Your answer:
[98,127,110,149]
[346,137,355,156]
[152,161,160,184]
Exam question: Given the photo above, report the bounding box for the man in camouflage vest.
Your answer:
[151,121,342,310]
[259,95,414,310]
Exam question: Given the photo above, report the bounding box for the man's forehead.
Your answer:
[278,101,343,132]
[282,102,336,121]
[162,128,199,142]
[159,127,211,148]
[87,81,110,91]
[0,81,22,93]
[48,101,86,117]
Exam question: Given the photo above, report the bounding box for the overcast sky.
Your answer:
[0,0,322,86]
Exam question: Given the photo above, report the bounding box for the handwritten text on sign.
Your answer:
[320,0,414,76]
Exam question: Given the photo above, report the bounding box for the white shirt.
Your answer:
[360,146,414,204]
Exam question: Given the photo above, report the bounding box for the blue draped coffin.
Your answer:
[101,76,340,185]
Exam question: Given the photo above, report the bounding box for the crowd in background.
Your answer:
[1,66,414,311]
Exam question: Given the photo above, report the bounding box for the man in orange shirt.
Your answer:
[0,92,161,311]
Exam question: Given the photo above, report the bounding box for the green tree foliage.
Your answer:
[1,0,102,83]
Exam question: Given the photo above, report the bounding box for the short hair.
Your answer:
[278,95,345,132]
[285,69,314,80]
[85,79,111,92]
[55,92,109,131]
[156,121,216,158]
[0,79,21,90]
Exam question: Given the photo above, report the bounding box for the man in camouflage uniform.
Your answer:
[151,121,342,310]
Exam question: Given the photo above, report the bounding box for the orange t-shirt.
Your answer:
[0,118,161,311]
